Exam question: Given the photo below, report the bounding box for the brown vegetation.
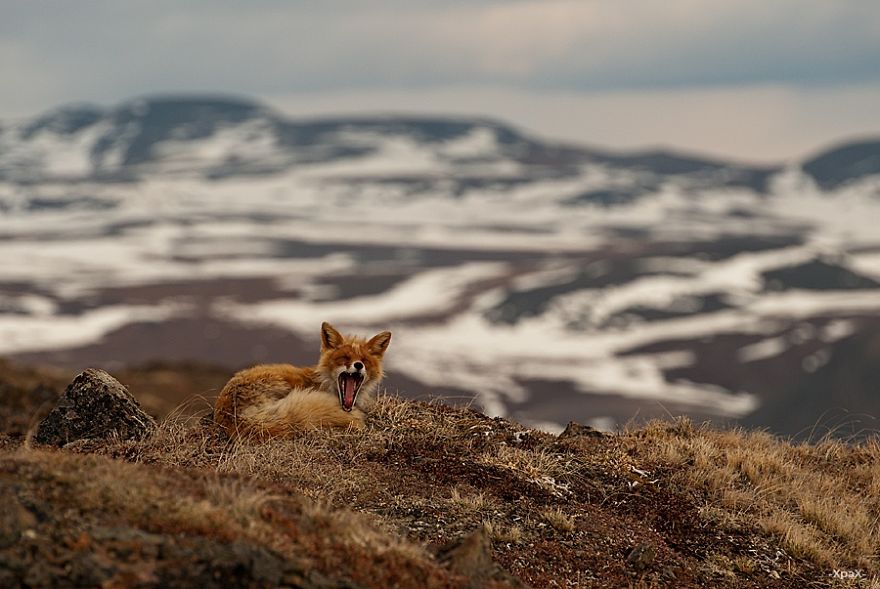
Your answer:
[1,360,878,587]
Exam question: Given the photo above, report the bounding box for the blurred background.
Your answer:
[1,1,879,438]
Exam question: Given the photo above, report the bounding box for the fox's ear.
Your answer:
[321,322,344,351]
[367,331,392,356]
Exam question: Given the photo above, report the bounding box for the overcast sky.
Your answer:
[2,1,879,162]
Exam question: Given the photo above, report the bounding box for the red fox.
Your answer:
[214,322,391,437]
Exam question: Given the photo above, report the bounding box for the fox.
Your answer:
[214,322,391,438]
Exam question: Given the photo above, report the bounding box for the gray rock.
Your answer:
[34,368,155,446]
[437,526,495,582]
[558,421,607,440]
[626,542,657,572]
[437,525,531,589]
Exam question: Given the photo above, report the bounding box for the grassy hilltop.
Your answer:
[0,360,877,588]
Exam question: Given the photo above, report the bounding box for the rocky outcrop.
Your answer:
[34,369,155,446]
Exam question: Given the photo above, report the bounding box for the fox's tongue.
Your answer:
[342,376,357,410]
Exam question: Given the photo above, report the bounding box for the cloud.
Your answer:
[2,0,879,105]
[412,0,880,88]
[0,38,65,116]
[1,1,878,160]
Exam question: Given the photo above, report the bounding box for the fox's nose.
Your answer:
[353,361,364,371]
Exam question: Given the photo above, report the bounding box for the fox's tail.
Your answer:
[232,388,365,438]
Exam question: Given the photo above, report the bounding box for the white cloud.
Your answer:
[1,1,879,160]
[2,1,879,96]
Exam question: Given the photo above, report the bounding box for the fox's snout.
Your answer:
[319,322,392,413]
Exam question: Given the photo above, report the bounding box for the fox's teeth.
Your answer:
[336,372,364,412]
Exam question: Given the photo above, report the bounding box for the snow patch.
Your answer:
[221,262,509,329]
[438,127,499,159]
[0,304,179,355]
[738,337,789,363]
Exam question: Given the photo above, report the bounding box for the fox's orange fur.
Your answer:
[214,322,391,438]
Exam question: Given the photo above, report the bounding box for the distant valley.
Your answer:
[2,95,880,437]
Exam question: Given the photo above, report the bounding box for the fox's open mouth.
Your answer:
[337,372,364,412]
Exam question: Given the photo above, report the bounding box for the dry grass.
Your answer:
[90,395,648,586]
[482,519,525,544]
[627,418,880,574]
[6,446,284,547]
[124,397,880,580]
[732,555,757,575]
[2,443,453,588]
[201,478,280,528]
[126,396,569,512]
[541,507,576,533]
[10,368,880,589]
[449,485,491,512]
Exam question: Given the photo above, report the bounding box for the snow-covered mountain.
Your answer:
[0,96,781,188]
[2,95,880,438]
